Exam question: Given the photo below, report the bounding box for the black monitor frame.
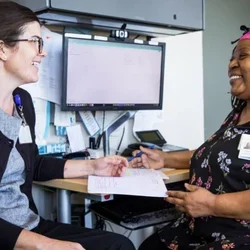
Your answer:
[62,33,165,111]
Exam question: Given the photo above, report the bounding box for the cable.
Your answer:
[83,210,91,216]
[73,27,88,35]
[102,111,105,132]
[116,126,125,155]
[94,214,106,230]
[105,221,114,232]
[123,229,128,236]
[133,35,140,40]
[127,230,133,238]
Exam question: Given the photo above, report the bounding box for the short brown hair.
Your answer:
[0,1,40,48]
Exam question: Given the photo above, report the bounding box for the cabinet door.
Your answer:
[11,0,49,11]
[51,0,204,30]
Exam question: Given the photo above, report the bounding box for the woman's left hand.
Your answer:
[92,155,128,177]
[165,183,216,218]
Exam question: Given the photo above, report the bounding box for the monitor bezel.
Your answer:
[61,33,166,111]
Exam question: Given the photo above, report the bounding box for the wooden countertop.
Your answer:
[33,168,189,193]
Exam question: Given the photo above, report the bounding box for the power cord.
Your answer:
[116,126,125,155]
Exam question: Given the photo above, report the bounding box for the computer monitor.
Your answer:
[62,33,165,111]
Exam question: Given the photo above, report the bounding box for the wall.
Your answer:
[151,31,204,149]
[107,31,205,154]
[203,0,250,139]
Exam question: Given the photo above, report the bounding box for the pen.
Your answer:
[127,145,154,162]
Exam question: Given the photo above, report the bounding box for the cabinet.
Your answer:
[14,0,205,35]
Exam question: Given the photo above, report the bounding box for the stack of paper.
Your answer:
[88,168,168,197]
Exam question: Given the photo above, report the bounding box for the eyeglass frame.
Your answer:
[4,36,44,54]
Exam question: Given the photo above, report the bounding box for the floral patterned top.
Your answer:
[189,107,250,238]
[159,106,250,248]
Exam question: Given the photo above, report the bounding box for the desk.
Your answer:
[34,168,189,228]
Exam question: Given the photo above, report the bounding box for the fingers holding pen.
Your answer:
[129,157,144,168]
[132,150,141,156]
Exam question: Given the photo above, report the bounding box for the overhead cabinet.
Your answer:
[13,0,205,35]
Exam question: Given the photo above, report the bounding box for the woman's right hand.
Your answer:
[129,146,165,170]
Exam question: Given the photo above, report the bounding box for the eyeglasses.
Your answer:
[5,36,44,54]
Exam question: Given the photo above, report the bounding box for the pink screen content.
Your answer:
[66,39,163,106]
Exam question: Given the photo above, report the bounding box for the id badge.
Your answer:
[238,134,250,160]
[19,125,32,144]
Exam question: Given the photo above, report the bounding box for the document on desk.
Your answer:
[88,169,168,197]
[123,168,169,180]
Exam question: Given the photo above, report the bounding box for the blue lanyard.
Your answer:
[14,94,27,125]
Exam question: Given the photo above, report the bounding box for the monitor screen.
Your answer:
[62,33,165,111]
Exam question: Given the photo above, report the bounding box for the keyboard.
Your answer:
[120,206,180,230]
[89,196,180,230]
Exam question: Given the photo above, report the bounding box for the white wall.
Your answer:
[203,0,250,138]
[131,31,204,150]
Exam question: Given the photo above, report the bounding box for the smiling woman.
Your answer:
[229,35,250,102]
[2,21,46,85]
[129,28,250,250]
[0,2,135,250]
[229,31,250,112]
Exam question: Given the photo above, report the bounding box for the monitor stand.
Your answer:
[103,111,137,156]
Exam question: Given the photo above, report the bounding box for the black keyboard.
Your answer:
[89,195,180,230]
[120,206,180,230]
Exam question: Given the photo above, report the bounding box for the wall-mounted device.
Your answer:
[110,24,129,40]
[62,32,165,111]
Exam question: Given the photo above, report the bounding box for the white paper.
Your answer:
[66,124,85,152]
[123,168,169,180]
[79,111,100,136]
[54,104,76,126]
[32,98,50,146]
[88,174,167,197]
[21,26,63,104]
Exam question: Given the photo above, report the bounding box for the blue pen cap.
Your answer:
[14,94,22,106]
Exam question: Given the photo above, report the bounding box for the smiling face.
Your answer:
[1,21,46,86]
[228,39,250,101]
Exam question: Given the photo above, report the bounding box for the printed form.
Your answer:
[88,168,168,197]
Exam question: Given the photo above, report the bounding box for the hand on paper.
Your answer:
[129,146,164,170]
[92,155,128,177]
[165,183,216,218]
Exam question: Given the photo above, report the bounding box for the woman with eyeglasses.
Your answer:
[0,2,135,250]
